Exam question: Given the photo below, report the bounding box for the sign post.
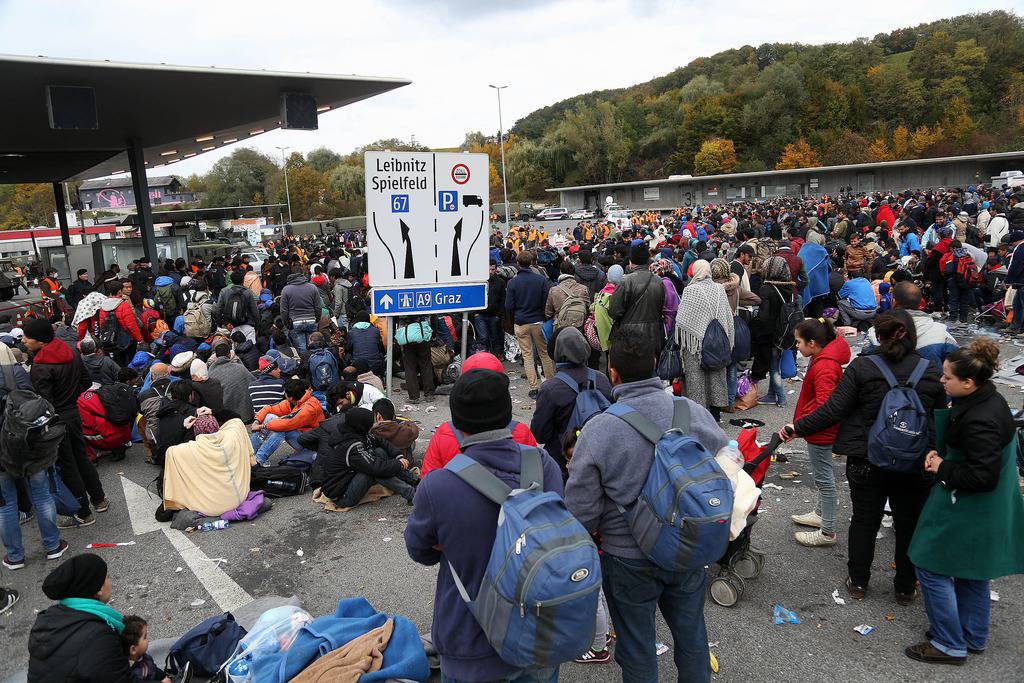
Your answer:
[364,151,490,396]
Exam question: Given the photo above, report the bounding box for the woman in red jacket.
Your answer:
[788,318,850,547]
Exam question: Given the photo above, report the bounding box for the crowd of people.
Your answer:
[0,185,1022,681]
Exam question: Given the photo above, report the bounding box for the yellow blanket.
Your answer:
[163,418,255,516]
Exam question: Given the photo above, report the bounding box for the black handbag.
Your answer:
[656,335,683,380]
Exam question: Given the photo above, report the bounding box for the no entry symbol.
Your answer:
[451,163,470,185]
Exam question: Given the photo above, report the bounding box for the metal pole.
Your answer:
[461,313,469,367]
[277,146,293,223]
[490,85,510,233]
[385,316,394,400]
[127,139,158,263]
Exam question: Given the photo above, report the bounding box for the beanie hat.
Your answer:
[192,414,220,435]
[629,242,649,266]
[462,352,504,373]
[77,268,88,277]
[22,318,54,344]
[450,369,512,435]
[190,359,209,379]
[607,264,624,283]
[42,553,107,600]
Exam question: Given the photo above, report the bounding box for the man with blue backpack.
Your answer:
[406,367,599,682]
[565,328,730,683]
[530,327,612,473]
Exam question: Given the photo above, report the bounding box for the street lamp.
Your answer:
[489,84,510,233]
[275,145,294,223]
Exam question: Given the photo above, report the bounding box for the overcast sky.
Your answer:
[0,0,1002,178]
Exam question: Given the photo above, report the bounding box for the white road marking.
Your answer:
[120,476,252,612]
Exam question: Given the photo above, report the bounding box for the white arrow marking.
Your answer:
[379,293,394,310]
[120,476,252,612]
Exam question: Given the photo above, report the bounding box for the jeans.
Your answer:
[473,313,502,356]
[806,443,837,535]
[764,348,786,406]
[0,470,61,562]
[844,459,930,593]
[601,553,710,683]
[1013,288,1024,331]
[288,320,317,353]
[947,282,970,323]
[726,362,738,407]
[250,415,316,466]
[917,567,990,657]
[56,411,105,517]
[441,667,558,683]
[514,323,555,391]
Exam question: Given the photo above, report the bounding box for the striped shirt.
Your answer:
[248,376,285,412]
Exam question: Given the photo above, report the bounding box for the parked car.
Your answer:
[536,207,570,221]
[606,209,633,230]
[569,209,596,220]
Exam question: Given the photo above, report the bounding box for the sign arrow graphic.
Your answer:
[121,475,252,612]
[379,294,394,310]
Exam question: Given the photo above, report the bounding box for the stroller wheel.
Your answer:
[731,552,760,580]
[709,574,744,607]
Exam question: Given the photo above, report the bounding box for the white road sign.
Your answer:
[364,151,490,289]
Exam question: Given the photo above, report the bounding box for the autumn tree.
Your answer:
[693,138,739,175]
[910,125,944,155]
[891,126,911,159]
[775,139,821,169]
[1,184,54,229]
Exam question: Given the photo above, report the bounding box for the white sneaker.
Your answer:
[790,511,822,528]
[795,529,837,547]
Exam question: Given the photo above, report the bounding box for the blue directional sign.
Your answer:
[372,282,487,316]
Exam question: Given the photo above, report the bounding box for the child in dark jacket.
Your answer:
[121,615,170,682]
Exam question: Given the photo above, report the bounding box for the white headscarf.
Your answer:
[71,291,105,327]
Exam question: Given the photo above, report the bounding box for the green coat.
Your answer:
[909,408,1024,580]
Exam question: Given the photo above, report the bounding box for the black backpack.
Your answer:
[224,288,249,326]
[700,319,732,371]
[0,388,65,477]
[772,285,803,350]
[94,310,128,351]
[96,383,140,426]
[250,465,307,497]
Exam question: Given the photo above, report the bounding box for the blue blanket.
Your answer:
[253,597,429,683]
[799,243,831,306]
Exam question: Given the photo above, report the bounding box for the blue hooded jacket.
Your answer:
[799,243,831,305]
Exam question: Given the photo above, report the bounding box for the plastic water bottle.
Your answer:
[717,439,744,468]
[197,520,230,532]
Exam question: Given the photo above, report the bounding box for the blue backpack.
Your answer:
[605,399,733,572]
[555,369,612,439]
[308,348,339,391]
[165,612,246,677]
[444,446,601,668]
[866,355,931,472]
[700,319,731,371]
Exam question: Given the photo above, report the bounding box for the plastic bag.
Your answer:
[223,605,313,681]
[504,333,521,362]
[735,371,753,399]
[780,349,797,379]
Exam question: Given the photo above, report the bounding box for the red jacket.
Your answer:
[77,390,132,458]
[421,421,538,477]
[77,299,143,343]
[792,336,851,445]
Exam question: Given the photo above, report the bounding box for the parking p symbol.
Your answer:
[439,191,458,212]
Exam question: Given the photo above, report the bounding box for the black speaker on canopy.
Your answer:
[46,85,98,130]
[281,92,318,130]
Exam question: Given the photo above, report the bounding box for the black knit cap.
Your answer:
[450,369,512,435]
[22,318,54,344]
[42,553,108,600]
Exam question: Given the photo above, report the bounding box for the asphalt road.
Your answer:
[1,326,1023,682]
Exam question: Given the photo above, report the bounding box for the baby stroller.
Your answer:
[709,431,781,607]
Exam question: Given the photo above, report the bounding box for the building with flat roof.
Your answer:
[79,175,197,209]
[546,150,1024,210]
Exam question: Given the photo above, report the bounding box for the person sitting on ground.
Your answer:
[350,358,384,392]
[315,407,419,507]
[78,368,137,463]
[250,378,324,467]
[345,311,385,376]
[232,330,260,371]
[420,352,539,477]
[405,367,564,683]
[248,353,292,413]
[837,276,878,330]
[138,363,172,461]
[270,329,301,360]
[154,380,211,468]
[121,615,170,682]
[28,553,131,682]
[79,337,121,387]
[368,397,420,458]
[207,343,255,423]
[339,374,385,410]
[189,358,225,415]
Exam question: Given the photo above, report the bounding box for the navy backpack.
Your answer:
[165,612,246,677]
[308,348,339,391]
[700,319,731,371]
[605,399,733,572]
[866,355,931,472]
[444,446,601,668]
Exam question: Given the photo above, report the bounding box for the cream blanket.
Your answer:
[715,454,761,540]
[163,418,255,516]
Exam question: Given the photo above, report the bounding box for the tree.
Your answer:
[203,148,280,208]
[816,129,873,165]
[775,139,821,169]
[558,101,630,183]
[910,124,944,155]
[941,97,977,147]
[891,125,911,159]
[1,184,54,229]
[285,165,328,221]
[693,138,738,175]
[868,136,892,161]
[305,147,343,173]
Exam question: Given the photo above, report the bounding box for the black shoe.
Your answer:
[904,642,966,665]
[926,630,984,655]
[528,389,539,399]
